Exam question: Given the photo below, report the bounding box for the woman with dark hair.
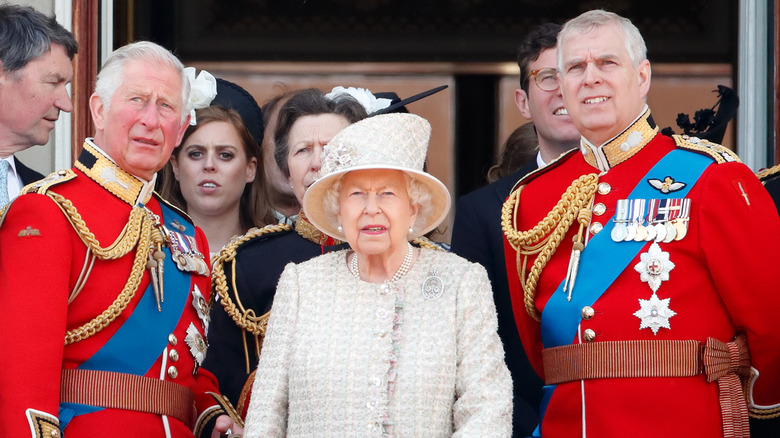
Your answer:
[158,105,276,258]
[204,88,369,416]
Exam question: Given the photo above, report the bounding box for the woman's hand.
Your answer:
[211,414,244,437]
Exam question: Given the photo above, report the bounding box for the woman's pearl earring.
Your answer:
[337,225,343,233]
[408,226,414,233]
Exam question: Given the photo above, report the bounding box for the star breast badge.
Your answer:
[634,242,674,293]
[634,293,677,335]
[633,242,677,334]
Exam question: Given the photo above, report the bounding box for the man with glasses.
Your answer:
[450,22,579,437]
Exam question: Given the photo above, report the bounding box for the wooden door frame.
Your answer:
[70,0,99,161]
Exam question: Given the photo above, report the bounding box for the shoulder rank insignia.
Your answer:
[21,169,76,195]
[672,134,740,164]
[648,176,686,194]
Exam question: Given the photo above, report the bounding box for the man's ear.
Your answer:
[637,59,652,100]
[515,88,533,120]
[89,93,106,131]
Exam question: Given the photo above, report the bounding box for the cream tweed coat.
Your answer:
[243,248,513,437]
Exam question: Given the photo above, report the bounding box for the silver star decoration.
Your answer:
[185,323,207,366]
[633,292,677,335]
[634,242,675,293]
[191,285,210,335]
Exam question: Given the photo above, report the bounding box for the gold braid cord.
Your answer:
[42,191,163,345]
[211,225,291,336]
[411,236,446,252]
[756,163,780,183]
[501,173,599,321]
[211,224,292,374]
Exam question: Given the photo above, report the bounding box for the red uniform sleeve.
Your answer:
[0,194,75,436]
[698,162,780,410]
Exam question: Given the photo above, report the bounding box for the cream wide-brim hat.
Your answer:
[302,113,451,242]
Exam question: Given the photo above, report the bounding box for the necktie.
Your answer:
[0,160,10,208]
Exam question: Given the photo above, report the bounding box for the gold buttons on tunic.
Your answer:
[590,222,603,235]
[597,182,611,195]
[169,349,179,362]
[583,329,597,342]
[168,334,178,346]
[581,306,595,320]
[593,203,607,216]
[50,429,60,438]
[167,365,179,379]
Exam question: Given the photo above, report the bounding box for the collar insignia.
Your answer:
[581,107,659,171]
[75,141,152,206]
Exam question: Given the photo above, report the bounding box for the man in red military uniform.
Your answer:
[0,41,241,437]
[503,10,780,438]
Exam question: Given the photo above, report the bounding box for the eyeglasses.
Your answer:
[527,68,560,92]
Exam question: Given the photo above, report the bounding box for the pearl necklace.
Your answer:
[350,243,414,283]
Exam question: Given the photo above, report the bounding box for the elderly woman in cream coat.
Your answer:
[243,113,512,437]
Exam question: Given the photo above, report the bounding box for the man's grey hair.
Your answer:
[0,4,77,74]
[557,9,647,72]
[94,41,191,123]
[323,171,432,236]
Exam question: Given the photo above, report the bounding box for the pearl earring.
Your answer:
[408,226,414,233]
[337,225,343,233]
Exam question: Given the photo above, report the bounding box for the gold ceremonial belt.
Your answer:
[542,335,750,437]
[60,368,195,428]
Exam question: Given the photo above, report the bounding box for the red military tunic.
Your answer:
[0,141,231,438]
[503,110,780,437]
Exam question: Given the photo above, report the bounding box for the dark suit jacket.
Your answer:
[14,156,44,185]
[451,160,542,438]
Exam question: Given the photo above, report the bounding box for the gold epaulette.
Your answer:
[21,169,76,195]
[672,135,741,164]
[0,170,77,227]
[756,163,780,184]
[411,235,446,252]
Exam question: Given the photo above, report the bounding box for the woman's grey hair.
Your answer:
[323,171,432,237]
[0,4,77,74]
[557,10,647,72]
[94,41,191,123]
[274,88,367,178]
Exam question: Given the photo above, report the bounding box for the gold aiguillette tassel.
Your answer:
[148,214,167,310]
[563,209,591,301]
[146,253,162,311]
[154,244,165,304]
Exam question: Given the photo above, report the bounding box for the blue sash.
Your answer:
[59,203,194,428]
[531,149,712,437]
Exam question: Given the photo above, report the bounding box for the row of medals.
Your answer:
[610,198,690,243]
